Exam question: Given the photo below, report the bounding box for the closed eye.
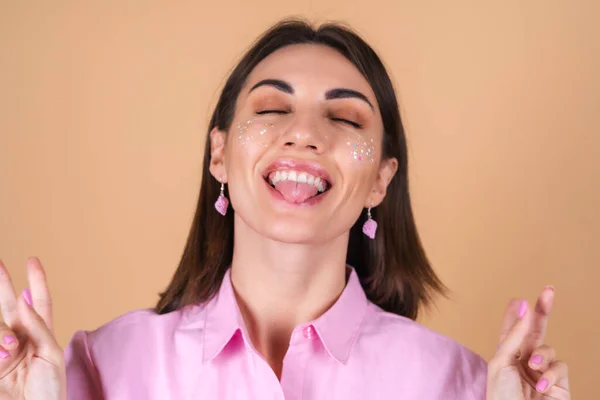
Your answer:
[257,110,362,129]
[256,110,288,115]
[331,117,362,129]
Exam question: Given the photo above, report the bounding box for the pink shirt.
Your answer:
[65,268,487,399]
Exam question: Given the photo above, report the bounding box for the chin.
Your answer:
[259,217,329,244]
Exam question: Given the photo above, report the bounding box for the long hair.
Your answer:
[156,18,446,320]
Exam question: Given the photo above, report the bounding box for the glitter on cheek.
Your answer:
[346,137,376,164]
[236,119,277,148]
[236,120,252,148]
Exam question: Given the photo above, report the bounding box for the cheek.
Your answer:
[335,140,379,192]
[228,119,280,190]
[333,132,379,196]
[344,135,376,164]
[236,119,280,150]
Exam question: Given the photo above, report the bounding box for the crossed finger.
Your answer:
[521,286,555,361]
[26,257,54,332]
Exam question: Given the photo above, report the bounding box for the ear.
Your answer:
[208,127,228,183]
[366,157,398,208]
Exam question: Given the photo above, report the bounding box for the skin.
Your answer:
[209,44,396,376]
[0,44,570,399]
[0,258,65,400]
[488,290,571,399]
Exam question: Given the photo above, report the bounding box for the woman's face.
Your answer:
[210,44,397,244]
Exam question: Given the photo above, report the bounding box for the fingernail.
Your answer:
[22,289,33,307]
[518,300,528,318]
[530,354,543,366]
[536,378,549,392]
[3,336,16,346]
[545,285,555,293]
[0,349,9,359]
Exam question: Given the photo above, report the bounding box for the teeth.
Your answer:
[268,169,329,192]
[272,171,282,185]
[314,177,323,192]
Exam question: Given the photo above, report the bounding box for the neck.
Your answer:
[230,215,348,378]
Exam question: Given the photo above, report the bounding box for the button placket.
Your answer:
[281,325,316,400]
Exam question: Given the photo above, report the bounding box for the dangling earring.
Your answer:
[214,179,229,216]
[362,206,377,239]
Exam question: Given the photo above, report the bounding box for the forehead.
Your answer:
[244,44,377,102]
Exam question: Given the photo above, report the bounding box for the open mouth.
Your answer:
[261,160,333,205]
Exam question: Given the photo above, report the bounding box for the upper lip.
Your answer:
[262,159,333,186]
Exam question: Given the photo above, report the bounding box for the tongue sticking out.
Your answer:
[273,181,319,203]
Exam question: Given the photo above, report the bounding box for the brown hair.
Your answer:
[156,18,446,320]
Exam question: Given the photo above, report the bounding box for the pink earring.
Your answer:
[214,180,229,216]
[362,206,377,239]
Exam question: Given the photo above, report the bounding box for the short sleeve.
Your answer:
[64,330,104,400]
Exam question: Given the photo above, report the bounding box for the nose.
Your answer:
[278,116,327,154]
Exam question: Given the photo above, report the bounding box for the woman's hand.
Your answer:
[487,286,570,400]
[0,257,66,400]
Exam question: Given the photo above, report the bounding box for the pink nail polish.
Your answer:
[518,300,527,318]
[0,350,9,359]
[530,354,543,365]
[3,336,16,345]
[536,378,549,392]
[22,289,33,307]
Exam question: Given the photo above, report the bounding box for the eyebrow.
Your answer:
[325,88,374,110]
[248,79,374,110]
[249,79,294,94]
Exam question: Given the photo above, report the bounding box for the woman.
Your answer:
[0,19,570,399]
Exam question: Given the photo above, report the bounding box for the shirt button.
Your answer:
[303,325,315,339]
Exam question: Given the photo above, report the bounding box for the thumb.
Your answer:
[17,289,63,367]
[494,300,532,366]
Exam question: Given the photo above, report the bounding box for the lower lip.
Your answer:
[263,179,329,206]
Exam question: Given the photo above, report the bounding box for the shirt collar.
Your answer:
[200,268,247,363]
[311,266,369,364]
[196,266,369,364]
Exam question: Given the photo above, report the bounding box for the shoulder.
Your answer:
[67,305,205,370]
[87,308,180,342]
[65,306,205,397]
[84,305,205,350]
[358,304,488,398]
[367,304,480,351]
[365,304,484,355]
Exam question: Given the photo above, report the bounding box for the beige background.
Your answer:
[1,0,598,397]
